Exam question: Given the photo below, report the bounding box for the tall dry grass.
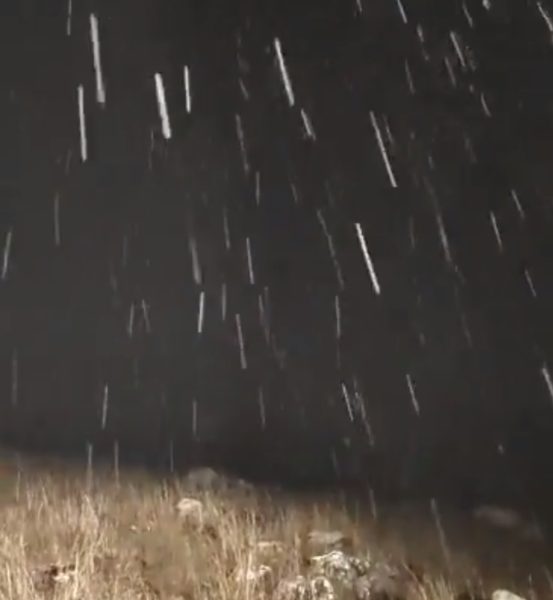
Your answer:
[0,459,549,599]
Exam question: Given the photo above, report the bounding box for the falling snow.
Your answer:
[1,0,553,522]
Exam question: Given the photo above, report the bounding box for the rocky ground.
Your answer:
[0,456,550,599]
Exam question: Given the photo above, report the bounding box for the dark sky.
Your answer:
[1,0,553,515]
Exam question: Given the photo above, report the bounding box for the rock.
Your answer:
[473,505,544,542]
[310,550,355,586]
[354,561,417,600]
[310,550,371,588]
[307,530,352,552]
[183,467,253,492]
[473,506,522,530]
[353,575,373,600]
[184,467,225,490]
[275,575,311,600]
[492,591,526,600]
[175,497,203,525]
[310,576,335,600]
[235,563,273,586]
[275,574,337,600]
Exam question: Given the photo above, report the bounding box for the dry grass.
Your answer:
[0,458,549,600]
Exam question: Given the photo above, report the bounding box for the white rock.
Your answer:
[492,590,527,600]
[275,575,311,600]
[310,575,335,600]
[310,550,357,587]
[353,575,372,600]
[235,564,272,585]
[176,497,203,523]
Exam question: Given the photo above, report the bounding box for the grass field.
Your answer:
[0,450,550,599]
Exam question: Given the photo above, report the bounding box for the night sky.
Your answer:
[1,0,553,518]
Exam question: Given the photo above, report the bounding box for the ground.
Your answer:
[0,450,550,599]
